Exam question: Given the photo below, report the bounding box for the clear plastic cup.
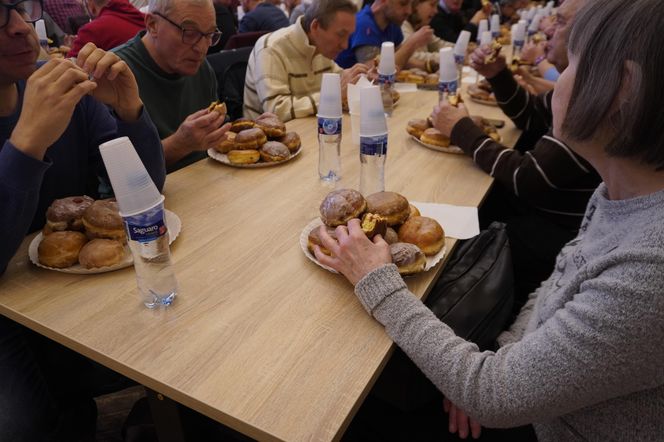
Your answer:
[359,86,387,137]
[378,42,396,75]
[439,48,457,82]
[490,14,500,36]
[454,30,471,60]
[477,19,488,42]
[318,73,342,118]
[480,31,493,47]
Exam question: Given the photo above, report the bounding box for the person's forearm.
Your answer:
[162,133,190,169]
[395,39,420,70]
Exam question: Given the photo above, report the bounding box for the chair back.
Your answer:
[223,31,267,50]
[207,46,254,120]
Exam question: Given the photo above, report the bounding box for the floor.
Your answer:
[95,385,146,442]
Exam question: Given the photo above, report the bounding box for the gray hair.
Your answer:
[148,0,212,15]
[302,0,357,32]
[563,0,664,169]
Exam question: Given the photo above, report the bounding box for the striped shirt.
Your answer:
[243,18,343,122]
[451,69,601,230]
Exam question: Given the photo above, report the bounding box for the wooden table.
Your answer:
[0,87,519,441]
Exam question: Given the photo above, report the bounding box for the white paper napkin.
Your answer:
[411,202,480,240]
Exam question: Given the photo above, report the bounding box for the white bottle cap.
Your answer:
[439,47,457,82]
[378,42,396,75]
[454,30,471,58]
[317,73,342,118]
[99,137,162,217]
[477,19,488,42]
[359,86,387,137]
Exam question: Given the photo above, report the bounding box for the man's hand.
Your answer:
[164,108,230,166]
[9,58,97,159]
[314,219,391,286]
[470,8,489,25]
[469,45,507,79]
[409,25,435,48]
[444,398,482,439]
[430,100,470,137]
[341,63,370,97]
[75,42,143,122]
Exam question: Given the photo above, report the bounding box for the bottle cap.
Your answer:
[359,86,387,136]
[378,42,396,75]
[99,137,162,217]
[439,47,457,82]
[317,73,342,118]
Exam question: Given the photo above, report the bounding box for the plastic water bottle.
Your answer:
[359,86,388,196]
[378,42,396,117]
[317,73,343,181]
[359,134,387,196]
[438,48,458,102]
[99,137,178,308]
[317,116,341,181]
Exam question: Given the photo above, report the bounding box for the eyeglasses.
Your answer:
[0,0,43,29]
[153,12,221,47]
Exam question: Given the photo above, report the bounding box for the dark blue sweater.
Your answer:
[0,79,166,275]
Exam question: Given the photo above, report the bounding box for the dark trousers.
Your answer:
[0,315,132,442]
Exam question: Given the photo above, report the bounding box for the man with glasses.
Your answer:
[114,0,231,172]
[67,0,146,58]
[0,0,165,439]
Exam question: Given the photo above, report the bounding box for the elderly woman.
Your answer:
[401,0,451,72]
[314,0,664,440]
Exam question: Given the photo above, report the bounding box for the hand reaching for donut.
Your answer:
[163,108,231,167]
[430,100,469,138]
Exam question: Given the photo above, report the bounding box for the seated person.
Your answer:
[44,0,85,34]
[238,0,289,33]
[244,0,370,121]
[335,0,436,70]
[208,0,237,53]
[401,0,452,71]
[0,5,164,439]
[429,0,489,43]
[68,0,146,58]
[114,0,231,172]
[430,0,598,308]
[315,1,664,440]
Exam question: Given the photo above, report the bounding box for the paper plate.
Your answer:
[29,210,181,274]
[409,135,464,154]
[207,146,302,168]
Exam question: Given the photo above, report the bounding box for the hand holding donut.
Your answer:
[430,100,469,138]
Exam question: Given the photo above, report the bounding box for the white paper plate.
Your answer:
[409,134,464,154]
[207,146,302,168]
[300,206,447,275]
[29,210,181,274]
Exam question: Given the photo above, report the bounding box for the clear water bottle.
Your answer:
[99,137,178,308]
[378,73,395,117]
[359,134,387,196]
[317,116,342,181]
[124,198,178,308]
[439,47,458,102]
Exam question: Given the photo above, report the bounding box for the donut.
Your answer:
[255,117,286,138]
[319,189,367,227]
[234,127,267,150]
[78,239,125,269]
[398,216,445,256]
[360,213,387,239]
[214,131,237,154]
[447,93,463,107]
[207,100,227,117]
[230,118,255,132]
[406,119,430,138]
[365,191,410,226]
[420,128,451,148]
[307,225,338,256]
[82,200,126,242]
[485,41,502,64]
[38,231,88,268]
[45,195,94,232]
[424,73,438,85]
[407,73,425,84]
[395,69,411,82]
[227,149,260,164]
[390,242,426,275]
[278,132,301,153]
[259,141,290,162]
[383,227,399,244]
[408,204,421,219]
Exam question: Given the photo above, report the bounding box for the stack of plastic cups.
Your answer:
[513,21,526,59]
[438,48,457,103]
[377,42,396,117]
[35,19,48,53]
[526,7,537,25]
[528,13,543,42]
[99,137,178,308]
[476,19,488,43]
[317,73,343,182]
[490,14,500,40]
[454,30,471,82]
[359,86,388,196]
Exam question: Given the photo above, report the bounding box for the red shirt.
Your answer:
[68,0,145,57]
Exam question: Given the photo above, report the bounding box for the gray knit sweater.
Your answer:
[355,183,664,441]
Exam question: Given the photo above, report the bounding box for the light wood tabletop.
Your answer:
[0,85,520,442]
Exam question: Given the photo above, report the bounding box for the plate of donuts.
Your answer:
[28,204,181,275]
[207,145,302,168]
[406,118,464,154]
[300,189,446,276]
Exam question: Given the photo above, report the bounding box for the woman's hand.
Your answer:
[444,398,482,439]
[313,219,391,286]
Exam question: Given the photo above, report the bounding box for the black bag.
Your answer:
[370,222,514,411]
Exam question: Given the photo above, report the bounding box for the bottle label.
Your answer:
[377,73,395,86]
[124,204,168,243]
[454,54,465,65]
[514,40,524,49]
[317,117,342,135]
[360,134,388,156]
[438,80,458,94]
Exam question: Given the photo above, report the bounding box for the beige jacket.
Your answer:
[243,18,343,121]
[401,20,451,62]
